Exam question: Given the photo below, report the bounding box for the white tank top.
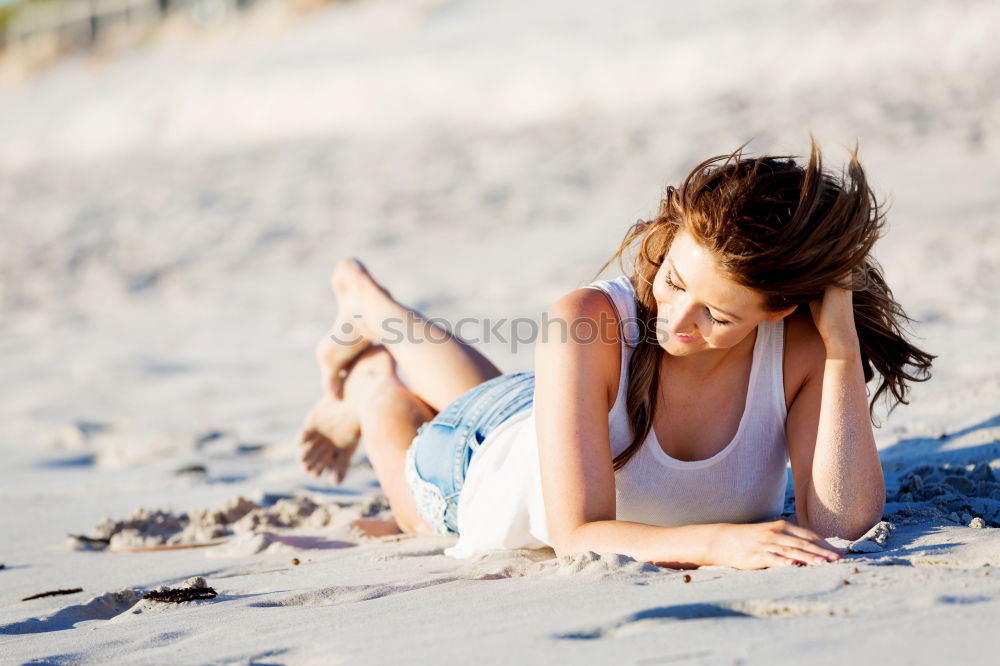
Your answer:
[443,276,790,559]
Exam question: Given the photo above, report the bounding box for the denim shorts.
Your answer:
[404,371,535,536]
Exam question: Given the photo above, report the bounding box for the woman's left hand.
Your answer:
[808,272,860,358]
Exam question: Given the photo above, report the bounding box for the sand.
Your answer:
[2,0,1000,663]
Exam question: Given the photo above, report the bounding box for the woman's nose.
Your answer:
[668,297,700,336]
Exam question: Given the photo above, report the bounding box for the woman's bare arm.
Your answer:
[535,288,841,568]
[787,284,886,541]
[534,288,620,554]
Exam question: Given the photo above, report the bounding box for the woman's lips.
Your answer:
[671,331,700,343]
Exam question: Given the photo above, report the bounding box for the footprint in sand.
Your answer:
[555,598,827,640]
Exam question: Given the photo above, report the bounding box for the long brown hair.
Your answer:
[595,141,935,471]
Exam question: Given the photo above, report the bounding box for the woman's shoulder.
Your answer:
[549,276,636,342]
[545,284,625,347]
[539,284,625,410]
[583,275,636,311]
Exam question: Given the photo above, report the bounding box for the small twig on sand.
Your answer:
[143,587,218,603]
[69,534,111,548]
[22,588,83,602]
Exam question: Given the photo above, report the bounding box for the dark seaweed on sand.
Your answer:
[68,534,111,549]
[143,587,218,603]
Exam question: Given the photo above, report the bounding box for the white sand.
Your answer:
[2,0,999,663]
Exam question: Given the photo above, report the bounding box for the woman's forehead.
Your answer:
[666,231,765,312]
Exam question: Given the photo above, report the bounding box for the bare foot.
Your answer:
[299,345,397,483]
[298,394,361,484]
[316,258,390,400]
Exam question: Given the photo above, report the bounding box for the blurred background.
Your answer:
[0,0,998,500]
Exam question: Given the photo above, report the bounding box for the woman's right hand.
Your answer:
[708,520,844,570]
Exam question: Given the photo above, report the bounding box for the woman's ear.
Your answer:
[765,305,797,323]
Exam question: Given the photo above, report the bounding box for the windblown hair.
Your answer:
[595,141,934,471]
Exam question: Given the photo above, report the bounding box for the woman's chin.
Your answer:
[660,337,706,355]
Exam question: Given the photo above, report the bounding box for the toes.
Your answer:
[301,446,321,475]
[309,456,330,478]
[297,432,316,463]
[298,430,320,456]
[305,456,324,477]
[329,449,350,484]
[298,396,361,482]
[299,435,330,476]
[330,257,369,294]
[303,433,340,477]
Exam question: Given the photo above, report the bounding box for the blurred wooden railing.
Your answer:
[0,0,257,56]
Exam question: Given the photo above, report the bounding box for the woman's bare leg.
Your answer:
[357,373,438,536]
[300,345,437,535]
[302,257,501,530]
[318,258,502,412]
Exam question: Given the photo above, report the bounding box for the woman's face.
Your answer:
[652,228,789,357]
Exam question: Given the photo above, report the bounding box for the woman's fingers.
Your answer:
[756,521,840,563]
[779,522,842,550]
[779,522,821,540]
[761,551,799,568]
[770,542,836,565]
[769,531,842,563]
[300,432,333,476]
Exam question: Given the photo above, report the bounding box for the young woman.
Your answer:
[298,142,934,570]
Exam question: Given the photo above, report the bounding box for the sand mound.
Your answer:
[1,589,144,635]
[3,577,221,635]
[79,493,393,551]
[545,551,663,578]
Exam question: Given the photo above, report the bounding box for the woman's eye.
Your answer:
[708,313,733,326]
[665,271,732,325]
[664,273,682,291]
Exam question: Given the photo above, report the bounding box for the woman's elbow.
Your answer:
[548,522,588,558]
[828,507,887,542]
[800,500,886,541]
[549,530,576,558]
[849,500,887,541]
